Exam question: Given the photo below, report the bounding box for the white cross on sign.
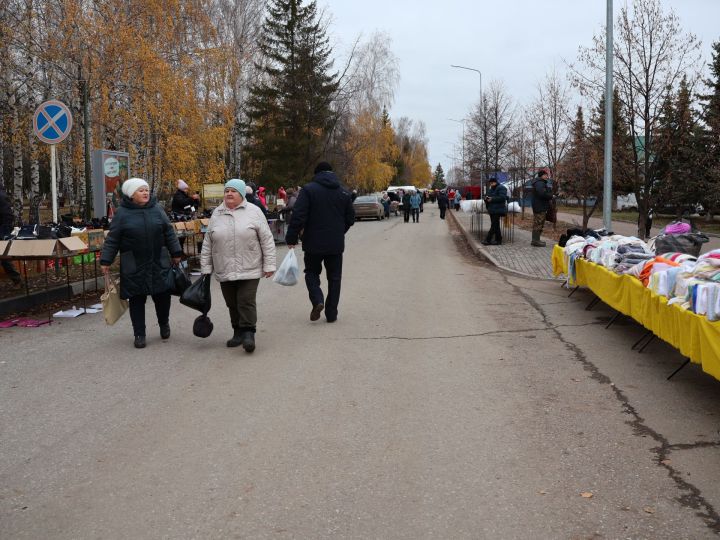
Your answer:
[33,100,73,144]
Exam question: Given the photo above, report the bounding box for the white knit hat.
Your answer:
[178,179,189,191]
[122,178,149,198]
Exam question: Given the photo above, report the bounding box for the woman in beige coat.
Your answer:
[200,179,276,352]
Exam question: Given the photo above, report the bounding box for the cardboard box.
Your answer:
[188,220,201,233]
[6,237,88,258]
[0,240,9,256]
[174,222,187,231]
[87,230,105,251]
[71,230,90,246]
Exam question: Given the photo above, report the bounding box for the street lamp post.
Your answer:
[448,119,465,184]
[450,64,482,105]
[451,64,482,183]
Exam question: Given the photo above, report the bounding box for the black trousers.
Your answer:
[304,252,343,320]
[128,291,171,337]
[411,208,419,222]
[439,206,447,219]
[220,279,260,332]
[403,208,410,222]
[486,214,503,244]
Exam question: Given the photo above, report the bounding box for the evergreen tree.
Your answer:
[244,0,339,186]
[696,39,720,220]
[588,88,634,196]
[432,163,446,189]
[655,77,697,217]
[560,106,601,228]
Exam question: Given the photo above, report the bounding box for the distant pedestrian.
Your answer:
[381,192,391,219]
[171,179,198,253]
[171,179,198,217]
[437,191,450,220]
[402,190,412,223]
[278,186,288,203]
[530,170,553,247]
[409,190,422,223]
[281,187,298,221]
[257,186,267,208]
[101,178,183,349]
[482,178,509,245]
[454,190,462,211]
[643,208,654,238]
[245,185,268,218]
[285,162,355,323]
[0,188,21,286]
[201,179,276,353]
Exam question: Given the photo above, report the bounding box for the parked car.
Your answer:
[353,194,385,221]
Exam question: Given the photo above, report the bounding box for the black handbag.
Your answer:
[180,274,212,313]
[167,265,191,296]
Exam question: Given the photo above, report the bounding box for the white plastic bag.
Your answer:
[508,201,521,213]
[273,248,300,286]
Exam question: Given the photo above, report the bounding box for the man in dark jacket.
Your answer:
[402,191,412,223]
[437,191,450,220]
[0,189,21,285]
[531,170,553,247]
[286,162,355,323]
[482,178,509,245]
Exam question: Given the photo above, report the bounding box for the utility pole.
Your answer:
[603,0,614,231]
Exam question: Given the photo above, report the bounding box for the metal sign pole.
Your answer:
[50,144,58,223]
[603,0,614,232]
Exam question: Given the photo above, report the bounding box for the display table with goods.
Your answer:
[552,232,720,382]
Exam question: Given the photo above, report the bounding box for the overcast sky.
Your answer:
[319,0,720,174]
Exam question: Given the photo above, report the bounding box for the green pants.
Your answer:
[220,279,260,332]
[532,212,546,235]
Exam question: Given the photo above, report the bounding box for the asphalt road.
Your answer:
[2,205,720,539]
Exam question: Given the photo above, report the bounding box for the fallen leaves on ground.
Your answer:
[580,492,593,499]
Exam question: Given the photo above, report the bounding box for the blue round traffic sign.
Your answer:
[33,100,73,144]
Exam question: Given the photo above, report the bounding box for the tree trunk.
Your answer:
[0,120,5,192]
[11,107,24,215]
[28,123,40,201]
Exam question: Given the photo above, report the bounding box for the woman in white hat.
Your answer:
[100,178,183,348]
[200,179,276,353]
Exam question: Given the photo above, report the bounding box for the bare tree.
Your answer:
[531,69,571,184]
[574,0,702,236]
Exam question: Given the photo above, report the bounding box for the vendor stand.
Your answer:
[553,244,720,382]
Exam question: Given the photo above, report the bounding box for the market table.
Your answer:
[551,244,720,381]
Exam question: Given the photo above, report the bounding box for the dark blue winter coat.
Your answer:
[485,184,509,215]
[285,171,355,254]
[100,196,182,299]
[531,178,553,213]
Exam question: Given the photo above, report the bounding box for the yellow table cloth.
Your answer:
[573,258,720,381]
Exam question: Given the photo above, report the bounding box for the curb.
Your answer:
[447,211,563,282]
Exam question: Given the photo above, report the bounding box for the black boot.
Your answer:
[226,327,243,347]
[160,323,170,340]
[134,336,146,349]
[242,331,255,353]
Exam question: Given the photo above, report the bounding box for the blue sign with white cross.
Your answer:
[33,100,73,144]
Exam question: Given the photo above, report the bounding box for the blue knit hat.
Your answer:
[224,178,246,196]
